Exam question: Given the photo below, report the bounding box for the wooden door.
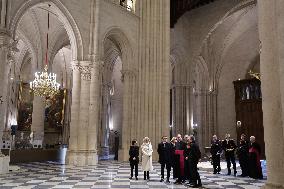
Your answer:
[233,79,265,159]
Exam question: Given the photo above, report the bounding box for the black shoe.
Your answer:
[174,180,181,184]
[213,172,217,174]
[160,178,164,182]
[189,183,198,188]
[186,182,192,186]
[234,171,237,176]
[197,183,202,187]
[129,177,132,179]
[166,179,170,183]
[135,177,138,180]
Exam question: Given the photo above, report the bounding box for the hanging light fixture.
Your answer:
[30,4,60,97]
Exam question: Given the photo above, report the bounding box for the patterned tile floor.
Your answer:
[0,161,266,189]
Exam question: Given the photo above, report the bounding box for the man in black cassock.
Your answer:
[157,136,172,183]
[249,136,263,179]
[174,134,186,184]
[186,135,202,188]
[210,135,222,174]
[237,134,249,177]
[222,133,237,176]
[170,137,178,180]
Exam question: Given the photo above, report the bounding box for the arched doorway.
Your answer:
[100,28,135,161]
[8,0,82,163]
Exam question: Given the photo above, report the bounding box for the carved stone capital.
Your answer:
[71,61,80,71]
[121,69,135,82]
[0,38,19,53]
[78,61,92,81]
[121,69,136,77]
[88,54,101,63]
[79,67,92,81]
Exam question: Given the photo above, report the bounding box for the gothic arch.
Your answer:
[9,0,83,61]
[170,46,189,84]
[215,4,257,89]
[101,27,135,72]
[197,0,257,91]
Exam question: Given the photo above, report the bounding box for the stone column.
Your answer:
[135,0,170,161]
[0,33,11,141]
[66,61,81,165]
[100,82,110,159]
[87,62,101,165]
[31,96,45,144]
[0,32,11,173]
[118,70,131,161]
[259,1,284,188]
[77,62,91,166]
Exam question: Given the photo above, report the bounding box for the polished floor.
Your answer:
[0,161,266,189]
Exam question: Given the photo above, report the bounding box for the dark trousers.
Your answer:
[225,154,236,174]
[130,163,138,178]
[184,160,190,180]
[212,155,221,173]
[173,155,180,179]
[189,160,201,185]
[239,155,249,176]
[174,155,184,182]
[144,171,149,179]
[161,162,171,179]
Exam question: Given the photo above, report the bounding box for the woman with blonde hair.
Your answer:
[141,137,153,180]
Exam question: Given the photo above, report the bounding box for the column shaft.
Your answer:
[66,62,81,165]
[31,96,45,143]
[87,63,101,164]
[259,1,284,188]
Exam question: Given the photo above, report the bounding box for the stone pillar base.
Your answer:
[100,146,109,160]
[262,183,284,189]
[0,155,9,174]
[66,150,98,166]
[118,148,128,161]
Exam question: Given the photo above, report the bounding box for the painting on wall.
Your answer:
[44,89,66,132]
[17,82,33,131]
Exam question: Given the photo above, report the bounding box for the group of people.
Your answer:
[128,133,263,188]
[210,133,263,179]
[129,134,202,188]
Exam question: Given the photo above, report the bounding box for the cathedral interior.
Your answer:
[0,0,283,188]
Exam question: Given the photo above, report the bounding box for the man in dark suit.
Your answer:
[222,133,237,176]
[129,140,139,180]
[157,136,172,183]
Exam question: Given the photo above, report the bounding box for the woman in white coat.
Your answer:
[141,137,153,180]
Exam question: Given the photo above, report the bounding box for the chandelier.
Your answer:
[30,4,60,97]
[30,65,60,97]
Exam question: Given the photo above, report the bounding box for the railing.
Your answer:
[106,0,135,13]
[2,131,42,150]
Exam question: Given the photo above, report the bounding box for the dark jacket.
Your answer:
[157,142,172,164]
[186,142,201,164]
[237,140,249,158]
[222,139,237,156]
[129,145,139,163]
[175,140,186,150]
[210,139,222,156]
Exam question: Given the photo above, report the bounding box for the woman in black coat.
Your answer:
[129,140,139,180]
